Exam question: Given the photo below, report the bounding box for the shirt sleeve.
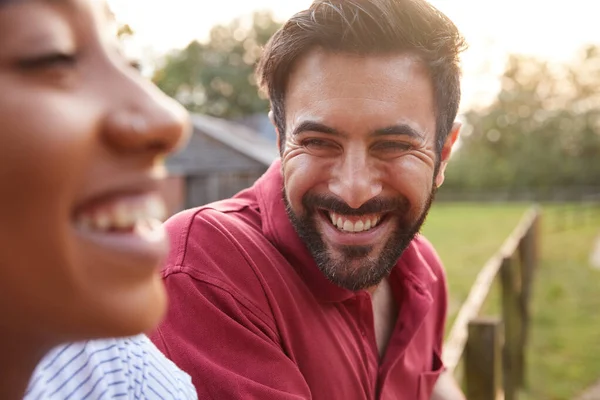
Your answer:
[24,335,197,400]
[123,335,198,399]
[149,270,312,400]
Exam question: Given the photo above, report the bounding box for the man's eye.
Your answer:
[303,139,330,148]
[18,52,78,70]
[373,141,412,152]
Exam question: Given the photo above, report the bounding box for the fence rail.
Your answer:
[435,187,600,203]
[547,198,600,231]
[443,206,541,400]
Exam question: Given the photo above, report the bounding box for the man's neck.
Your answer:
[370,278,399,359]
[365,284,378,295]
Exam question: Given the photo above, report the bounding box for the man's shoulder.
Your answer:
[163,196,266,268]
[161,197,280,306]
[165,196,260,241]
[25,335,196,399]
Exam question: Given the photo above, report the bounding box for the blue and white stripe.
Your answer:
[25,335,196,400]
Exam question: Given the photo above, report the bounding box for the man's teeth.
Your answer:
[329,212,381,233]
[76,195,166,232]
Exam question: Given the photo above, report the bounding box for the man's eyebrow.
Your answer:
[291,120,426,141]
[291,121,341,137]
[373,124,426,140]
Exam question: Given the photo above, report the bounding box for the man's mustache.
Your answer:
[301,193,408,216]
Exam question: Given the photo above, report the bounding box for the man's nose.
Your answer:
[328,150,382,209]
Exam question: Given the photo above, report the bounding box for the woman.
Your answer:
[0,0,195,398]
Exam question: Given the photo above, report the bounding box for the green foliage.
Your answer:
[445,46,600,193]
[152,11,281,118]
[117,23,134,39]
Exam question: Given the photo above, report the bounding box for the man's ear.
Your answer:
[268,110,282,153]
[434,121,461,188]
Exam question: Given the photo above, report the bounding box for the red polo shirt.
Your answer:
[150,160,448,400]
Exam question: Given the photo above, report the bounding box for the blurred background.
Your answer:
[109,1,600,398]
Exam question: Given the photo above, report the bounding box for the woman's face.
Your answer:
[0,0,189,342]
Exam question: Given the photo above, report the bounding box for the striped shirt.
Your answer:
[24,335,197,400]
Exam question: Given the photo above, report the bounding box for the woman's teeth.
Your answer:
[75,194,166,232]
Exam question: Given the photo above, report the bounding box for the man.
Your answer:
[151,0,466,398]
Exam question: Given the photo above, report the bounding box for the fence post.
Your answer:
[520,218,535,306]
[501,254,524,399]
[517,238,531,391]
[518,211,540,387]
[465,317,504,400]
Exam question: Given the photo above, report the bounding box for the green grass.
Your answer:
[422,202,528,327]
[521,205,600,400]
[422,202,600,399]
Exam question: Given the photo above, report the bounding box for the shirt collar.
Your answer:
[255,160,437,303]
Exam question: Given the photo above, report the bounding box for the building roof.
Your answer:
[191,113,279,166]
[233,113,278,143]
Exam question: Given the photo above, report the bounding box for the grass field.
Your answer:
[422,202,600,400]
[422,203,528,326]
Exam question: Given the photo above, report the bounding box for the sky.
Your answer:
[108,0,599,111]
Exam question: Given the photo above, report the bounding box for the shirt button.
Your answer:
[361,330,366,337]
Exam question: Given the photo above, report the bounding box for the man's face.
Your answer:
[0,0,189,341]
[280,49,456,291]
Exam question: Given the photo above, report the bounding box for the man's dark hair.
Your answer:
[256,0,467,156]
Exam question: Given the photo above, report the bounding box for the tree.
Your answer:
[117,23,134,40]
[153,11,281,118]
[444,45,600,195]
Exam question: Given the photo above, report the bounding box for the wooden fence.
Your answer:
[442,206,541,400]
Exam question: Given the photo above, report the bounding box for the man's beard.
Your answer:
[284,189,436,291]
